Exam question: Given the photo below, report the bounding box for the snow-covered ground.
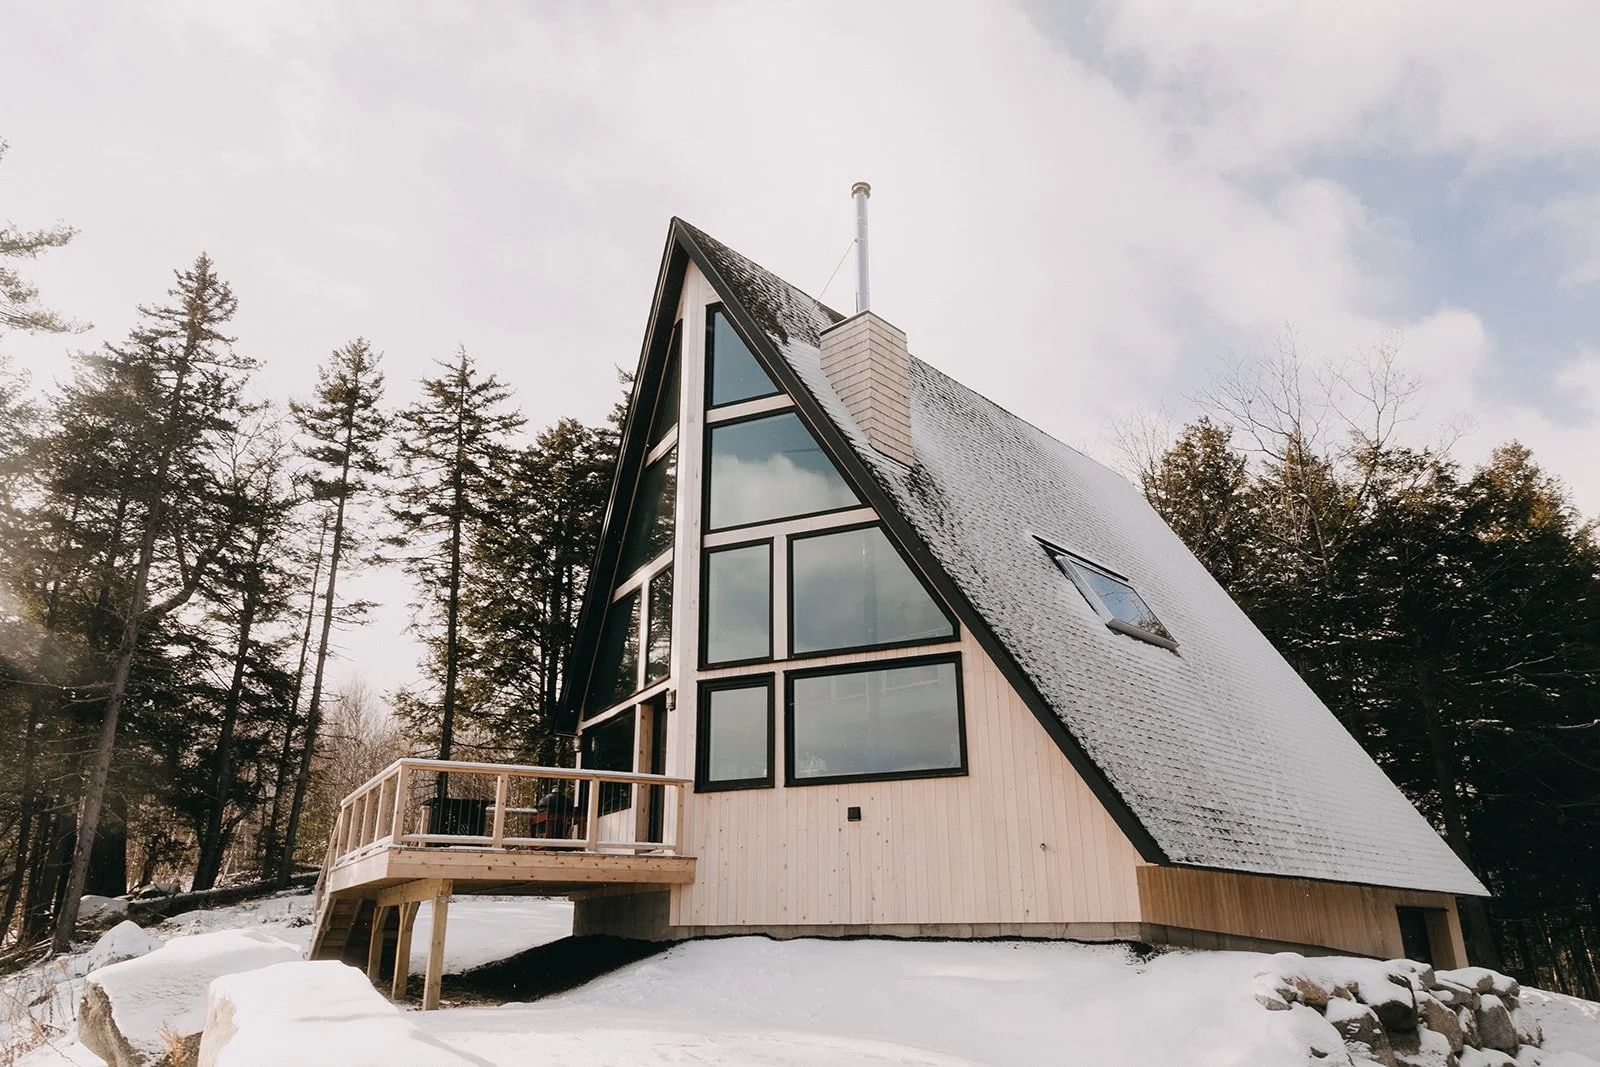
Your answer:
[10,889,1600,1067]
[6,891,574,1066]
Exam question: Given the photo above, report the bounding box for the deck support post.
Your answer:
[391,900,419,1001]
[422,880,452,1011]
[366,904,390,982]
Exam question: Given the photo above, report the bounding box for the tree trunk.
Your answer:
[277,462,353,886]
[194,526,267,891]
[261,513,327,876]
[52,346,196,952]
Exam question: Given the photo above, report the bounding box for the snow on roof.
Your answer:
[681,221,1487,898]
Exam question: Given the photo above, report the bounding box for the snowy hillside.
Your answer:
[9,890,1600,1066]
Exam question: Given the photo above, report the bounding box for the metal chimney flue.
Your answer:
[852,181,871,314]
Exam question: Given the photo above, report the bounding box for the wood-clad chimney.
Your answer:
[819,310,914,466]
[820,181,914,466]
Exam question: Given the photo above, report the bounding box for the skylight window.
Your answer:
[1044,544,1176,650]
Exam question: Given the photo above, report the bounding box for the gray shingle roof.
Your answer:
[683,221,1488,897]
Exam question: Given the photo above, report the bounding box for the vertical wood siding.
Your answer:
[1137,865,1468,965]
[674,628,1146,928]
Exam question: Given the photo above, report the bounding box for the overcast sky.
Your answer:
[4,0,1598,699]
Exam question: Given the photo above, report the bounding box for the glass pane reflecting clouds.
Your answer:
[708,413,859,530]
[704,544,770,664]
[790,526,953,654]
[708,307,778,407]
[790,661,962,781]
[705,684,769,783]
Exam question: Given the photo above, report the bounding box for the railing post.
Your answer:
[392,764,408,845]
[491,774,508,849]
[584,776,601,853]
[674,781,686,854]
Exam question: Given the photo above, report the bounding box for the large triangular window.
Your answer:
[706,305,780,408]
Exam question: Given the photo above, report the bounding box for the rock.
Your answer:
[1358,974,1420,1031]
[1433,980,1479,1010]
[1476,994,1519,1053]
[85,921,159,974]
[1507,1004,1541,1048]
[1327,999,1397,1067]
[78,928,301,1067]
[1391,1026,1457,1067]
[1440,968,1520,999]
[1286,972,1355,1008]
[1391,959,1437,991]
[78,895,132,925]
[1253,971,1296,1010]
[1419,992,1465,1054]
[198,960,481,1066]
[1459,1006,1480,1049]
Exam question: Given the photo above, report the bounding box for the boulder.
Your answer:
[1458,1006,1480,1049]
[198,960,481,1066]
[1439,968,1520,999]
[1358,974,1420,1031]
[1476,994,1519,1053]
[1390,959,1437,992]
[1419,992,1465,1054]
[1390,1026,1456,1067]
[78,894,132,925]
[1458,1050,1516,1067]
[78,928,301,1067]
[1507,1003,1542,1048]
[1432,979,1479,1010]
[1327,998,1397,1067]
[85,921,159,974]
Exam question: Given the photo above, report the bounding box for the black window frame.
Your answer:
[704,302,782,410]
[616,445,677,581]
[580,705,637,815]
[1041,540,1178,651]
[583,587,643,719]
[698,538,774,670]
[644,567,673,687]
[695,674,776,793]
[786,519,959,660]
[646,322,682,447]
[783,652,969,788]
[701,407,865,535]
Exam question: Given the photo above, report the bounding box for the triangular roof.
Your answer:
[563,219,1489,898]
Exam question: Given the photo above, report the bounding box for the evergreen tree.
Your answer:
[0,140,84,335]
[463,417,616,762]
[277,339,386,885]
[53,254,254,950]
[389,349,523,772]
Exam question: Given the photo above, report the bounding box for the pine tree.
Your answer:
[389,349,523,776]
[463,417,616,762]
[190,420,300,890]
[277,339,386,885]
[0,140,84,335]
[53,254,254,950]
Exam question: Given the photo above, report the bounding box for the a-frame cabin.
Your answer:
[557,217,1487,965]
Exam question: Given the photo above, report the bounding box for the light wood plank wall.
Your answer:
[673,628,1146,928]
[1137,865,1468,965]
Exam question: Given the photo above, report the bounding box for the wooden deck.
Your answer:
[307,758,695,1009]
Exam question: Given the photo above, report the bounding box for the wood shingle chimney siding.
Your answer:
[819,310,915,466]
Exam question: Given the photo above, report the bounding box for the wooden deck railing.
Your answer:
[325,758,691,870]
